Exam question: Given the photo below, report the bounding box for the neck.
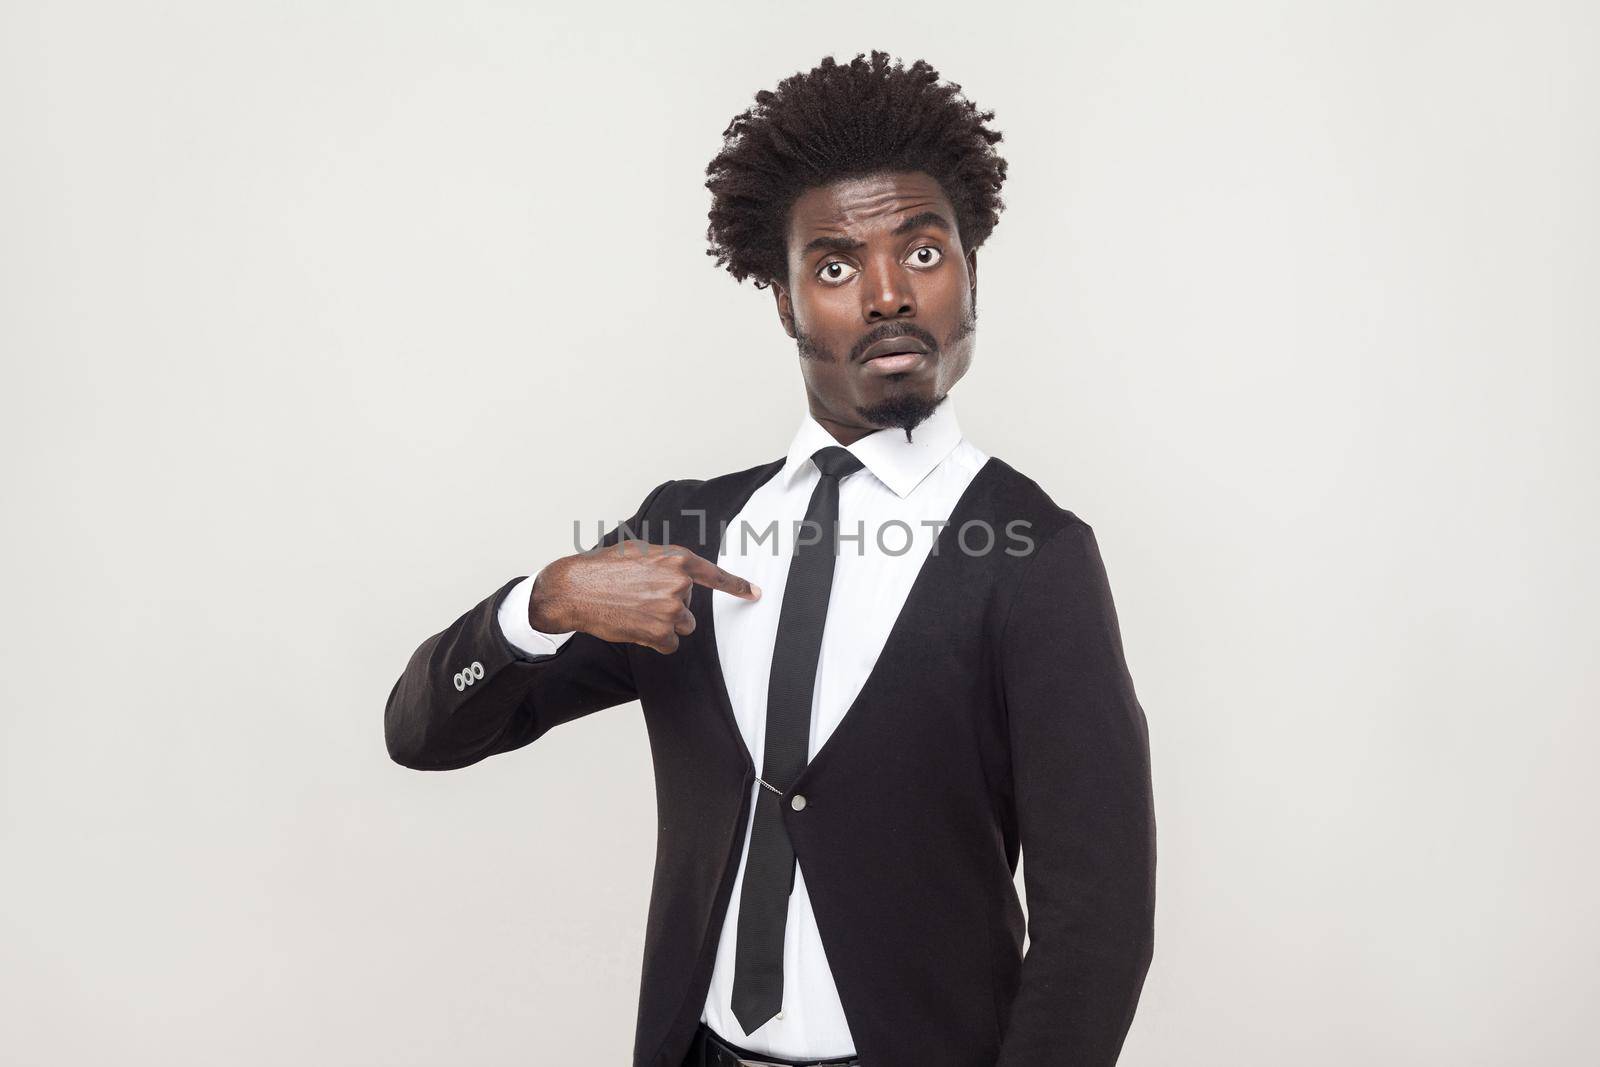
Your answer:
[808,408,878,447]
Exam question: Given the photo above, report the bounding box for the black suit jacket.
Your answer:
[385,454,1157,1066]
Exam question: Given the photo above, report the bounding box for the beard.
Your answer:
[794,300,976,441]
[857,391,948,441]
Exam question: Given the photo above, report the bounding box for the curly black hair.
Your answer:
[704,51,1008,291]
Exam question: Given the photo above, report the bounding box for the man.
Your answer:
[385,51,1156,1067]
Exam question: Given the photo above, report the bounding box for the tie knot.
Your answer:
[811,445,864,481]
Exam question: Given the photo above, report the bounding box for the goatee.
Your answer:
[857,392,948,443]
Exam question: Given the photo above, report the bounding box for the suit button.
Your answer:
[470,661,484,679]
[790,794,806,811]
[453,672,466,692]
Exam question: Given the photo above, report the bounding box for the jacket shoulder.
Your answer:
[979,455,1091,548]
[644,458,784,519]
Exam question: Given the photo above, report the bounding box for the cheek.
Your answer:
[797,293,859,342]
[807,283,857,316]
[932,262,970,303]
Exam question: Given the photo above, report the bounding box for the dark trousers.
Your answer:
[681,1022,861,1067]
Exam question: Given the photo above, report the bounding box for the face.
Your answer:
[772,170,978,444]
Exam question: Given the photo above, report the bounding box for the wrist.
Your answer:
[528,559,576,633]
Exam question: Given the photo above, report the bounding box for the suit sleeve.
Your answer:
[995,519,1157,1066]
[383,478,675,771]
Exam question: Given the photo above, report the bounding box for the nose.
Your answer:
[860,254,915,322]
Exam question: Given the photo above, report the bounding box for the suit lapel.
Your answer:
[673,454,999,781]
[681,459,785,775]
[795,455,995,784]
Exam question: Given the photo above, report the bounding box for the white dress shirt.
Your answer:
[498,398,989,1059]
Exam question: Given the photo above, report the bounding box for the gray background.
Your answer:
[3,1,1595,1063]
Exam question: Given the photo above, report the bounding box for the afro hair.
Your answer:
[704,51,1008,291]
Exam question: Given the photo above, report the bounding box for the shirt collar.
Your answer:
[779,396,965,499]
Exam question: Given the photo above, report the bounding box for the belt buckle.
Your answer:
[735,1060,792,1067]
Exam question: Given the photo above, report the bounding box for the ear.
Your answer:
[967,247,979,303]
[772,280,797,339]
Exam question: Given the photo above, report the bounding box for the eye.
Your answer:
[817,246,944,285]
[816,260,858,286]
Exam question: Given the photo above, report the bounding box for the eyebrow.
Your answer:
[799,211,954,260]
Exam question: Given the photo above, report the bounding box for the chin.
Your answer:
[857,390,945,435]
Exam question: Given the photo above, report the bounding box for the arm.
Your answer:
[995,519,1157,1066]
[383,478,675,771]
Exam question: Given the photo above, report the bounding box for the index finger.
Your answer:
[682,553,761,601]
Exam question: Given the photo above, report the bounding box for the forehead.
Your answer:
[786,170,955,243]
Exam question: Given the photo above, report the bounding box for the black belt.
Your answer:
[685,1022,861,1067]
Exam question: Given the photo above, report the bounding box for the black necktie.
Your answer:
[731,444,865,1035]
